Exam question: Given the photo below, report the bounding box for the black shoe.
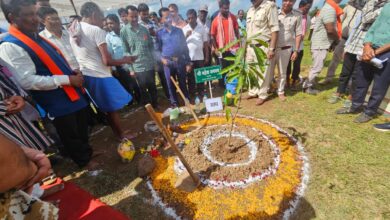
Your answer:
[336,107,361,114]
[373,122,390,132]
[304,87,319,95]
[354,112,374,123]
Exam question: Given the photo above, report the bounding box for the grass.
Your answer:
[56,40,390,220]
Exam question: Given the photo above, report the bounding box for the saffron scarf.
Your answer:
[8,26,80,101]
[326,0,344,38]
[216,12,238,50]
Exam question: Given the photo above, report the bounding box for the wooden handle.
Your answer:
[69,0,78,15]
[145,104,201,186]
[375,43,390,56]
[170,76,201,126]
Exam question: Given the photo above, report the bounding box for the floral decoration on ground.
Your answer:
[147,114,310,220]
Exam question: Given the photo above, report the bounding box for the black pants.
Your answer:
[351,51,390,116]
[136,70,158,107]
[286,50,304,81]
[156,61,170,98]
[53,107,92,167]
[337,52,357,94]
[115,66,141,104]
[187,60,205,97]
[218,51,234,88]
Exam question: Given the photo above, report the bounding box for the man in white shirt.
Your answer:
[183,9,210,98]
[0,0,96,169]
[38,7,79,70]
[198,5,212,67]
[70,2,138,141]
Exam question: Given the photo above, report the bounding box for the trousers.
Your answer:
[303,49,328,89]
[351,51,390,116]
[163,58,189,106]
[52,107,92,167]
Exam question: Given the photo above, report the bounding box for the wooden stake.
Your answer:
[69,0,78,16]
[145,104,201,187]
[170,76,201,126]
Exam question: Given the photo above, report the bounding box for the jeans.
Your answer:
[286,50,304,82]
[337,52,357,94]
[351,51,390,116]
[136,70,158,107]
[187,60,205,97]
[156,61,170,98]
[163,58,189,106]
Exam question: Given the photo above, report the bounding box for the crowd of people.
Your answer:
[0,0,389,218]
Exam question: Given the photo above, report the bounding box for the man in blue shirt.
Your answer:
[157,15,192,107]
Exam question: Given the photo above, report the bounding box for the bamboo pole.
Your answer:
[69,0,78,16]
[170,76,201,126]
[145,104,200,186]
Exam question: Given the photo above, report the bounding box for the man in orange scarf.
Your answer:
[0,0,97,170]
[303,0,343,94]
[210,0,240,88]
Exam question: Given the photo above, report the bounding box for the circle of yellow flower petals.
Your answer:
[148,114,309,220]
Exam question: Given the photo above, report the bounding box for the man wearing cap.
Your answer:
[245,0,279,105]
[198,5,212,67]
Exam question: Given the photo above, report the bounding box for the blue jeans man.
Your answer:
[163,57,189,107]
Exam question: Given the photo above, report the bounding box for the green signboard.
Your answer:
[195,65,222,83]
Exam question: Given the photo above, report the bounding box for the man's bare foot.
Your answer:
[255,98,266,106]
[41,184,64,198]
[279,94,287,102]
[244,94,258,100]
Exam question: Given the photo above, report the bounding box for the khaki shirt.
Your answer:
[246,0,279,42]
[277,9,302,48]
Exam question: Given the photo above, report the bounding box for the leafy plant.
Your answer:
[219,31,268,147]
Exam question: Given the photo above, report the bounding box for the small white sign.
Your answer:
[205,97,223,112]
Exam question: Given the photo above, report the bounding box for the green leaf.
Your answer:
[219,38,241,53]
[249,65,264,81]
[252,39,269,48]
[251,45,267,64]
[225,108,231,122]
[226,69,240,83]
[223,56,236,61]
[234,96,240,106]
[220,63,237,75]
[234,48,245,65]
[236,75,244,93]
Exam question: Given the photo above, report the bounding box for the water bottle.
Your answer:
[202,94,208,103]
[194,96,201,114]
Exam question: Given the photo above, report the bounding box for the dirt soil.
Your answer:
[210,136,251,164]
[179,125,275,182]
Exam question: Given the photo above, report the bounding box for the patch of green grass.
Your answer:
[237,41,390,219]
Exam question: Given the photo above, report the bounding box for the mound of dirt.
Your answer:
[179,125,276,182]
